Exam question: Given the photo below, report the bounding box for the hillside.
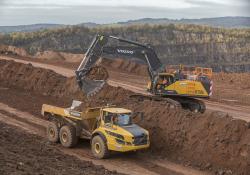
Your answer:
[0,24,250,72]
[119,17,250,28]
[0,17,249,34]
[0,24,65,34]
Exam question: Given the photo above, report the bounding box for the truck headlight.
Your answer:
[105,130,124,140]
[115,138,125,145]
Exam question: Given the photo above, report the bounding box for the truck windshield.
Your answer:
[116,114,132,126]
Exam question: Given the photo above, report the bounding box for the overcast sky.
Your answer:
[0,0,249,26]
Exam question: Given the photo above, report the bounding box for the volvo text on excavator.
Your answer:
[75,34,213,113]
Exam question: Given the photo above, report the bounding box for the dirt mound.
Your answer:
[0,60,69,97]
[59,52,83,63]
[102,58,148,76]
[0,59,250,174]
[87,66,109,80]
[34,50,83,63]
[211,72,250,106]
[0,45,29,57]
[34,50,65,61]
[134,101,250,174]
[213,72,250,89]
[0,122,122,175]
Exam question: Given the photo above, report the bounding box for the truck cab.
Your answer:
[92,107,149,158]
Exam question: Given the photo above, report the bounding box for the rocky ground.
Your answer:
[0,121,122,175]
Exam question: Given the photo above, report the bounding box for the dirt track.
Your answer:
[1,55,250,121]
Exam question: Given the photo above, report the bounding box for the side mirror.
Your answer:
[132,112,144,124]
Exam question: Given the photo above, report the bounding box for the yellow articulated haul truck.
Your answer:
[41,100,149,159]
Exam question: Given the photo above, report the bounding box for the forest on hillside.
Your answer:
[0,24,250,72]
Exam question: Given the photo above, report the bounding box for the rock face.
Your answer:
[0,24,249,72]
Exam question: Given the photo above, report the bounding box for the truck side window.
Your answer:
[104,113,112,123]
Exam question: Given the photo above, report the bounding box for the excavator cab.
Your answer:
[155,73,175,90]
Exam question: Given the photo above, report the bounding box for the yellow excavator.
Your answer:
[75,34,213,113]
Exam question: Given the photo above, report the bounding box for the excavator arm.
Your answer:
[76,34,164,96]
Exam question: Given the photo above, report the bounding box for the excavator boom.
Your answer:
[75,34,164,96]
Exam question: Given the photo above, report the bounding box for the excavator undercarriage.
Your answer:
[129,94,206,113]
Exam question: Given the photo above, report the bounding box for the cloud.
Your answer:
[187,0,249,7]
[1,0,198,9]
[0,0,249,26]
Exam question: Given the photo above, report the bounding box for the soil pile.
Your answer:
[0,60,250,174]
[213,72,250,89]
[34,50,83,63]
[87,66,109,80]
[0,60,69,97]
[211,72,250,106]
[130,101,250,174]
[0,122,122,175]
[0,45,29,57]
[34,50,65,61]
[102,58,148,76]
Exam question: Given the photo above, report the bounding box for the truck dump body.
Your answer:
[42,104,101,132]
[42,104,83,120]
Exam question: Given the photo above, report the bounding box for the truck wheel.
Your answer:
[59,125,78,148]
[47,122,59,143]
[91,135,109,159]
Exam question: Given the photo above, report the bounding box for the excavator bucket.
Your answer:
[76,66,109,97]
[78,78,105,97]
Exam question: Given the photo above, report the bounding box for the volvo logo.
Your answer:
[117,49,134,54]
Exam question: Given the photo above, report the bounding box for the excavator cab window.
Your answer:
[156,74,175,90]
[159,75,175,85]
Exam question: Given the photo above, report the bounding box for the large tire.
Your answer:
[59,125,78,148]
[47,121,59,143]
[91,135,109,159]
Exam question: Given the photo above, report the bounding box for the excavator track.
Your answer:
[129,94,182,110]
[172,97,206,113]
[129,94,206,113]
